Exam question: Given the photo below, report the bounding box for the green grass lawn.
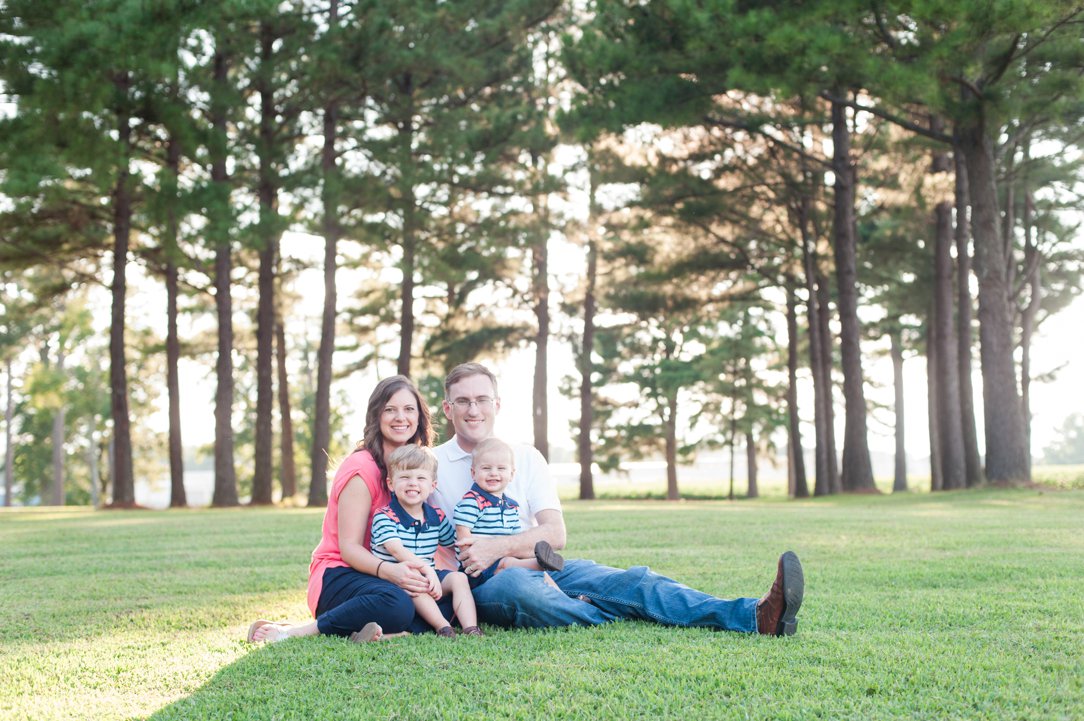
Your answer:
[2,489,1082,720]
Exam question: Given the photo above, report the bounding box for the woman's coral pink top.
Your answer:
[306,449,390,616]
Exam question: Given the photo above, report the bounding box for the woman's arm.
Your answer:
[378,538,441,598]
[337,476,429,595]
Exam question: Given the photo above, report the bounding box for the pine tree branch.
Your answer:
[702,114,833,170]
[820,91,953,144]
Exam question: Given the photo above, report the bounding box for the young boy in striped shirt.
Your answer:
[454,437,566,589]
[370,445,482,637]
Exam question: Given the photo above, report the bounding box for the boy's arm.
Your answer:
[381,538,441,597]
[379,537,425,567]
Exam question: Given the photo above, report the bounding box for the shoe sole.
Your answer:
[777,551,804,636]
[534,540,565,572]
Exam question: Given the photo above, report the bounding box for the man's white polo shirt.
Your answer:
[430,436,562,529]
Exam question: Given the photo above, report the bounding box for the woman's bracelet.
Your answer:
[375,560,386,579]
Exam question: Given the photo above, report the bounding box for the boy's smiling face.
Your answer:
[388,466,436,510]
[470,448,515,496]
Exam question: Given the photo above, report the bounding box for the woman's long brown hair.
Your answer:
[356,375,433,478]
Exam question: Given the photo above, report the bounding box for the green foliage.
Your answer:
[2,490,1083,719]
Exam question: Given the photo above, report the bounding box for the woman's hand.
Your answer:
[382,559,431,597]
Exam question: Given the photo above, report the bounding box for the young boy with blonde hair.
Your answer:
[370,445,482,637]
[454,437,566,588]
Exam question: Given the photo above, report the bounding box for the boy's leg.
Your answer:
[411,594,452,633]
[498,557,541,572]
[441,571,479,628]
[496,558,562,591]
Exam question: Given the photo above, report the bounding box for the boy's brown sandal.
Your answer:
[534,540,566,572]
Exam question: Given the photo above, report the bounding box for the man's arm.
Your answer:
[456,509,566,576]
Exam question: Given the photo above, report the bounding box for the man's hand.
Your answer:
[457,535,508,577]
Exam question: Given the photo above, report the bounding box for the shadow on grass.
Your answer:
[142,623,761,721]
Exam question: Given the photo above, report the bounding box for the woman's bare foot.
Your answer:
[247,619,290,643]
[349,622,383,643]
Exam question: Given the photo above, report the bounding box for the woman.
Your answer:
[247,375,444,642]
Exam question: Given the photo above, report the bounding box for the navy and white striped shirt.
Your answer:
[453,483,523,537]
[370,495,456,566]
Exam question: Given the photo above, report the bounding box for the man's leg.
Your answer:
[471,567,616,628]
[549,560,759,633]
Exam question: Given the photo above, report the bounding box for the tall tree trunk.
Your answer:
[727,405,736,502]
[664,392,678,501]
[956,119,1029,484]
[802,203,832,496]
[927,317,944,492]
[211,47,238,508]
[830,98,875,492]
[531,207,550,460]
[1020,192,1040,474]
[890,326,907,492]
[953,149,984,486]
[816,269,841,493]
[399,191,416,377]
[110,71,135,507]
[578,167,598,500]
[276,283,297,501]
[165,135,186,508]
[309,2,340,507]
[4,358,13,506]
[397,97,417,377]
[786,278,808,497]
[745,430,758,499]
[931,126,967,490]
[51,346,65,506]
[87,420,99,507]
[251,22,277,506]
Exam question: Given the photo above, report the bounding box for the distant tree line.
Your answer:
[1,1,1081,507]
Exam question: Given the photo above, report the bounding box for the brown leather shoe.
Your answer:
[756,551,804,636]
[461,625,485,637]
[436,626,456,638]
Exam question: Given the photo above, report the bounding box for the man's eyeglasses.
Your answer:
[449,397,495,410]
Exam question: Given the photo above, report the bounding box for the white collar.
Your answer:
[443,437,473,462]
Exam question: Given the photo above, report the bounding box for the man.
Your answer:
[431,362,803,635]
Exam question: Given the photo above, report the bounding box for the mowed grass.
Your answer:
[1,489,1082,721]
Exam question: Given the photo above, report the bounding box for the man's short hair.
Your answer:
[471,437,514,467]
[444,362,498,398]
[386,445,438,475]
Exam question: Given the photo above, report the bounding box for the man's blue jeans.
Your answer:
[471,559,758,632]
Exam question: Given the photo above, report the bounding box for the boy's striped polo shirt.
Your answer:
[453,483,523,537]
[370,495,456,566]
